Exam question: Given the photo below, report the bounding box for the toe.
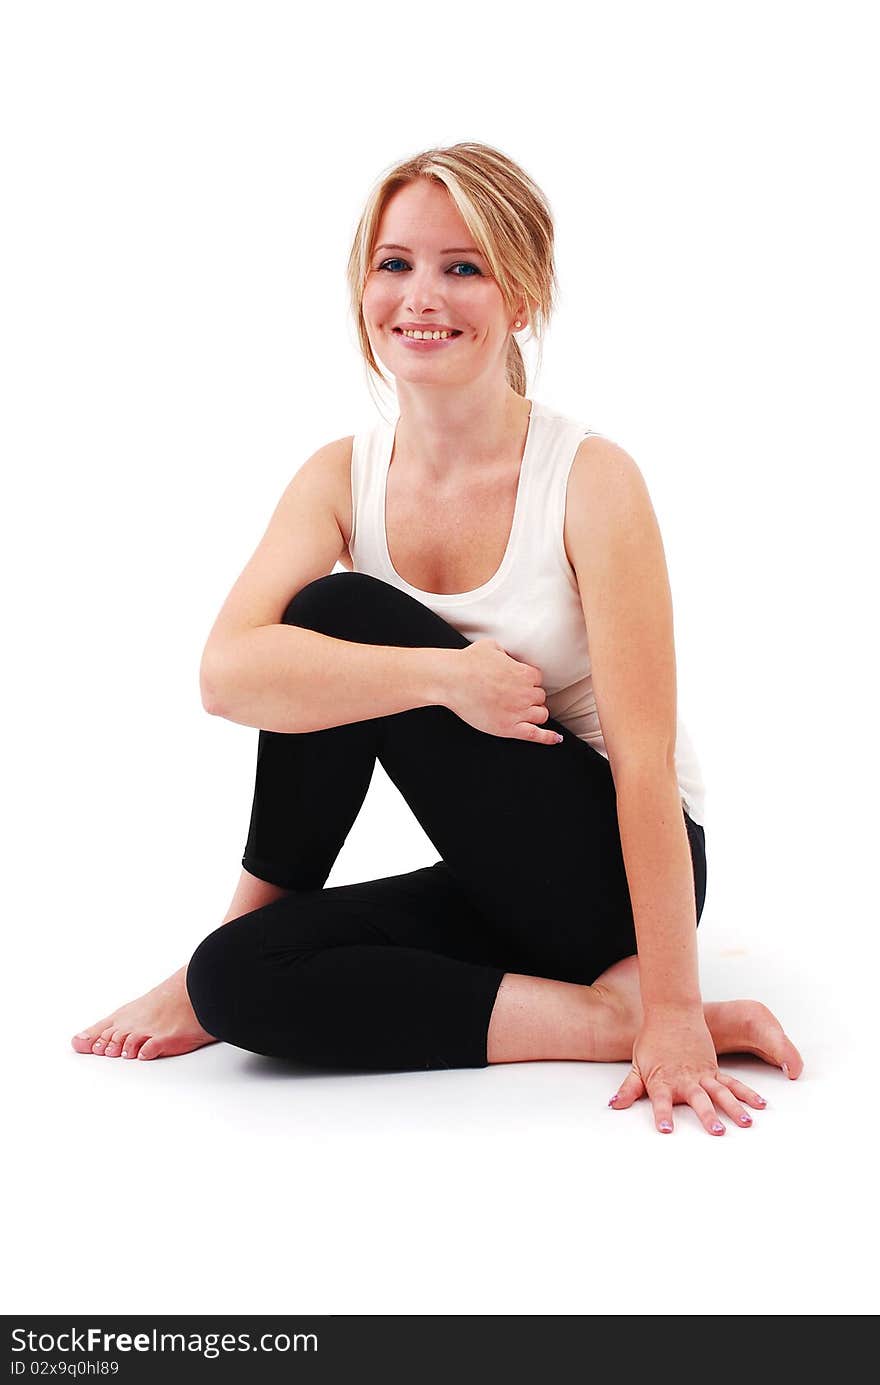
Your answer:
[122,1032,148,1059]
[72,1022,109,1053]
[744,1003,804,1077]
[781,1037,805,1079]
[103,1028,127,1057]
[91,1026,116,1054]
[137,1036,162,1061]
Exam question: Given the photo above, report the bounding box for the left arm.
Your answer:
[614,764,701,1012]
[565,435,699,1009]
[565,437,723,1133]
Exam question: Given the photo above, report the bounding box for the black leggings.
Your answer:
[185,572,707,1072]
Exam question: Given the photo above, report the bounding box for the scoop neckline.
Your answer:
[378,399,540,605]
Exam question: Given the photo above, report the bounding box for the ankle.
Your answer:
[584,983,638,1062]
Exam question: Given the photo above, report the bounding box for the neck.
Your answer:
[392,384,532,482]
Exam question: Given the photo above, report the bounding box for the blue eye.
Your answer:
[377,258,482,277]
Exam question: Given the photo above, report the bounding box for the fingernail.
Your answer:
[711,1121,724,1134]
[554,733,564,743]
[608,1093,619,1106]
[782,1062,791,1077]
[755,1095,767,1106]
[659,1120,673,1133]
[739,1113,752,1125]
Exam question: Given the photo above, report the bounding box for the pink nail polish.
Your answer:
[608,1093,619,1106]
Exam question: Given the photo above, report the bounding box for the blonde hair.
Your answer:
[347,142,558,411]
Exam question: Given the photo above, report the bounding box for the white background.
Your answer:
[3,0,877,1316]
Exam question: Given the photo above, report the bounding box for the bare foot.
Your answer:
[70,964,216,1061]
[71,869,291,1062]
[591,954,805,1078]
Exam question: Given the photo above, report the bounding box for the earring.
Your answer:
[514,320,522,329]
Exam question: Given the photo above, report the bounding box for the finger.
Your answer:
[523,704,550,724]
[716,1073,768,1110]
[609,1068,644,1109]
[704,1078,754,1129]
[649,1085,676,1134]
[516,721,563,746]
[688,1084,726,1136]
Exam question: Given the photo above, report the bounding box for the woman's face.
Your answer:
[362,179,517,387]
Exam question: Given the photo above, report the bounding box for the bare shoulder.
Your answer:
[302,433,355,546]
[296,432,354,551]
[563,433,653,572]
[569,432,645,493]
[199,433,355,671]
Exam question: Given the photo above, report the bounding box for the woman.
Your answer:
[72,142,803,1135]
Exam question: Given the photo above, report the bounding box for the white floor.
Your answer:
[10,766,876,1317]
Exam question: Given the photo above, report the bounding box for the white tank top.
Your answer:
[349,398,706,827]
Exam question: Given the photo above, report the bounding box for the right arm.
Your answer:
[199,437,453,733]
[207,627,451,734]
[199,436,559,744]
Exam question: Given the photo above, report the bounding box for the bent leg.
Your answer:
[241,572,707,985]
[186,863,507,1070]
[199,571,709,1072]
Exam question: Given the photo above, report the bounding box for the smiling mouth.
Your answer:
[392,328,463,340]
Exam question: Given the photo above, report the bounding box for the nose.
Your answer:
[402,266,446,317]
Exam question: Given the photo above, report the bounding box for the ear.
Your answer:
[514,295,532,329]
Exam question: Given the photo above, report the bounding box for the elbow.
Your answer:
[199,651,229,718]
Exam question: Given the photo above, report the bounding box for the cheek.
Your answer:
[362,278,392,319]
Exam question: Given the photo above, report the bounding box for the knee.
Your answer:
[281,571,468,651]
[281,572,385,640]
[185,915,329,1062]
[185,919,259,1042]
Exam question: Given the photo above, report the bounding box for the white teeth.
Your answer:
[399,329,457,340]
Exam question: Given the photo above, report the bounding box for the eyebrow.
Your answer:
[374,243,486,256]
